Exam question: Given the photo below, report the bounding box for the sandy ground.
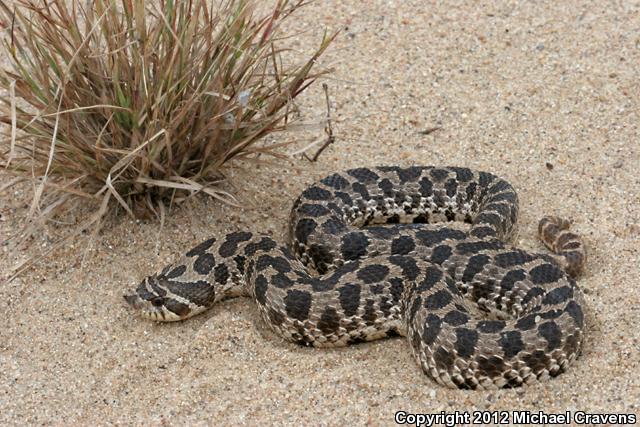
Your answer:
[1,0,639,425]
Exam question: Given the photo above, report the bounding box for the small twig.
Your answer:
[418,126,442,135]
[304,83,335,162]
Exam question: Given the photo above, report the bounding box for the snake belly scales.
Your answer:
[124,166,587,390]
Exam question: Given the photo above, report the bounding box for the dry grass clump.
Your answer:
[0,0,335,237]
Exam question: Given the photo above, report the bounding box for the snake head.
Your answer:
[123,274,198,322]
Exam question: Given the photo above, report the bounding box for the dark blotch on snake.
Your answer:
[363,300,377,325]
[451,167,474,183]
[443,310,470,326]
[445,178,458,197]
[294,218,317,245]
[555,231,579,248]
[424,289,453,310]
[302,186,332,201]
[218,231,253,257]
[389,277,404,303]
[356,264,389,283]
[465,182,478,201]
[412,213,429,223]
[234,254,246,274]
[408,296,422,322]
[430,168,450,181]
[338,284,362,317]
[430,245,453,264]
[334,191,353,206]
[256,254,276,272]
[416,228,466,246]
[214,264,229,284]
[396,166,423,183]
[351,182,370,199]
[254,275,268,305]
[416,266,443,292]
[386,329,401,338]
[164,300,191,317]
[542,285,573,305]
[318,307,341,334]
[268,256,292,274]
[320,173,350,190]
[340,232,369,261]
[454,328,479,359]
[456,240,503,255]
[521,286,545,306]
[297,204,330,217]
[272,273,294,289]
[565,300,584,328]
[386,214,400,224]
[389,256,420,281]
[478,171,495,188]
[418,177,433,197]
[469,225,497,239]
[347,167,379,183]
[515,313,538,331]
[227,231,253,245]
[378,178,394,195]
[348,336,368,345]
[322,217,347,234]
[284,290,312,322]
[391,235,416,255]
[499,269,526,293]
[193,253,216,275]
[494,250,536,268]
[422,313,442,345]
[499,330,525,358]
[186,237,216,257]
[454,303,468,313]
[244,237,278,257]
[538,321,563,351]
[461,254,491,282]
[529,263,565,285]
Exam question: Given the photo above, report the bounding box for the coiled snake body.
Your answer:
[125,166,587,390]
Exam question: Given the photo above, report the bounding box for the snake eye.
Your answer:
[150,296,165,307]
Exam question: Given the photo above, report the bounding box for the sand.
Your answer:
[1,0,639,425]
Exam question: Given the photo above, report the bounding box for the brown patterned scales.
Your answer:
[124,166,587,390]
